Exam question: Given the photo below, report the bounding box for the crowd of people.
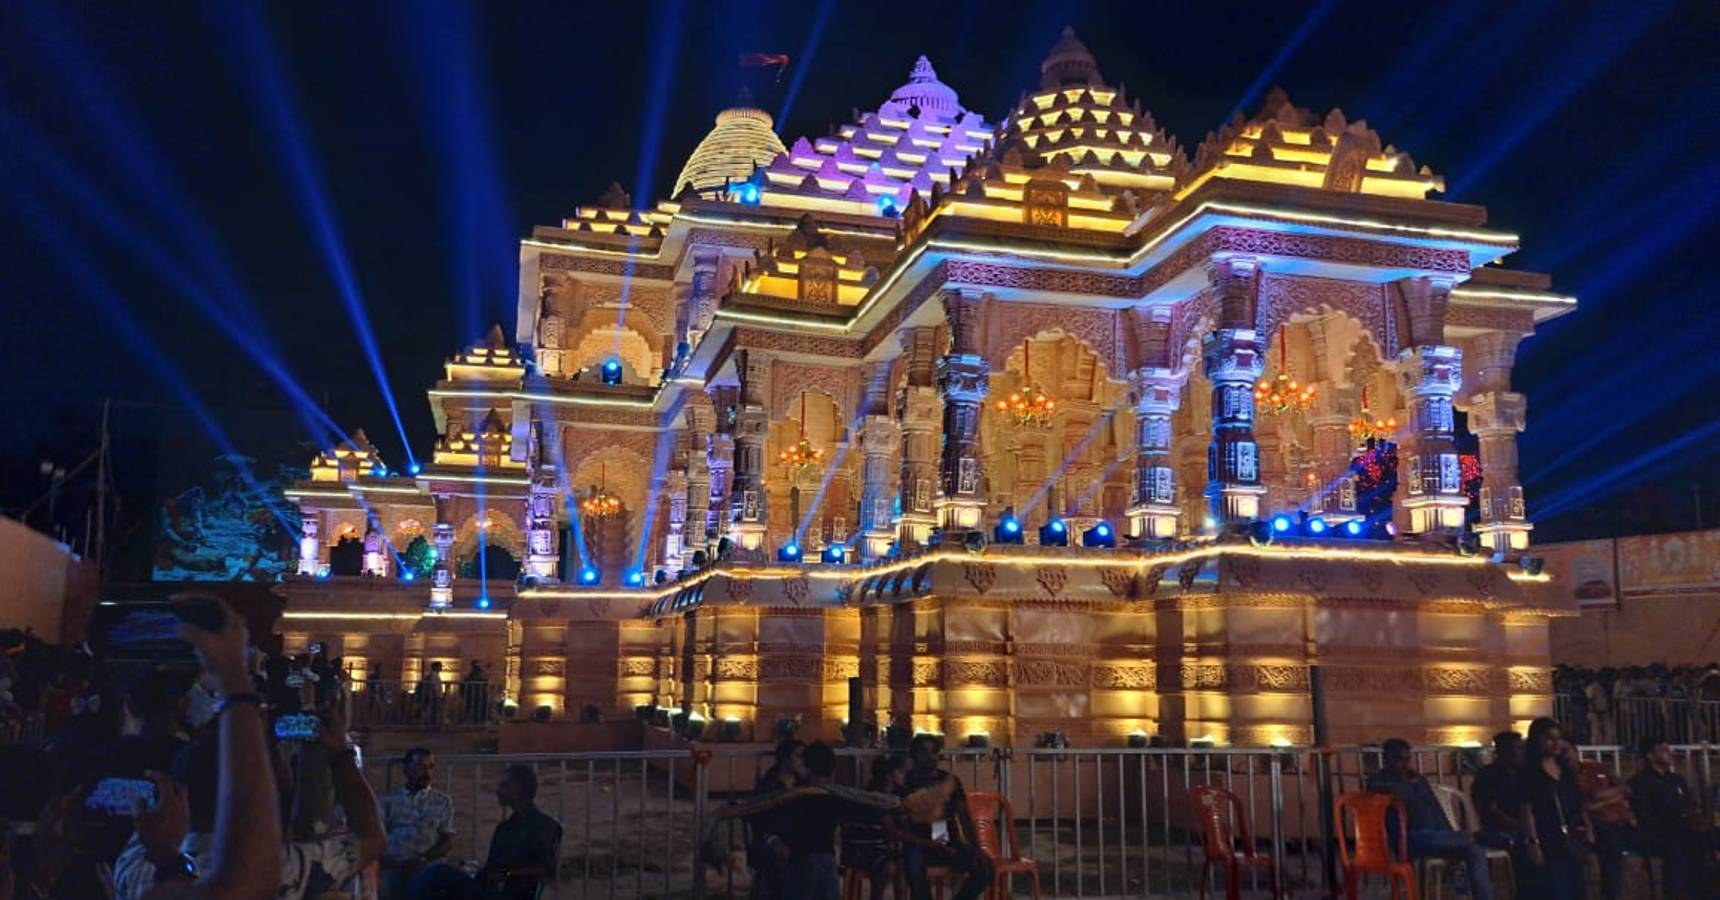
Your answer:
[0,607,561,900]
[1554,663,1720,744]
[1370,719,1718,900]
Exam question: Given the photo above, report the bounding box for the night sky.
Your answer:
[2,0,1716,567]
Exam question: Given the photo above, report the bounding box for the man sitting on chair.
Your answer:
[1367,738,1495,900]
[408,764,561,900]
[899,735,994,900]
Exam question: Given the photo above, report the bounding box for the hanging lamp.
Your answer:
[1255,324,1317,415]
[581,464,623,518]
[1347,385,1398,445]
[778,393,825,472]
[993,341,1057,429]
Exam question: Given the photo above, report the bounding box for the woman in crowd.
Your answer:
[1518,717,1593,900]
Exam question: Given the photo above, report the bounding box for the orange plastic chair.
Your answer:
[965,791,1043,900]
[1334,792,1417,900]
[1190,785,1282,900]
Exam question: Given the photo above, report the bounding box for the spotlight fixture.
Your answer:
[1306,517,1329,536]
[1342,520,1365,538]
[1457,533,1483,557]
[1249,520,1275,546]
[601,358,623,385]
[739,182,761,205]
[876,195,898,216]
[402,571,415,583]
[1039,518,1069,547]
[408,463,422,475]
[625,570,646,587]
[777,542,803,563]
[1519,554,1545,576]
[578,566,601,586]
[1270,514,1294,534]
[822,544,846,564]
[993,511,1024,545]
[1081,521,1116,548]
[476,596,491,609]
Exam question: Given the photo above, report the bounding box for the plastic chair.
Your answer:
[1189,785,1282,900]
[966,791,1043,900]
[1334,792,1417,900]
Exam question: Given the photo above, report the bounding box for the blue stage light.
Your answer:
[740,183,761,204]
[625,570,645,587]
[476,596,491,609]
[1307,517,1329,536]
[402,571,415,583]
[1082,521,1117,548]
[1039,519,1069,547]
[823,545,846,564]
[778,542,803,563]
[1343,520,1364,537]
[601,358,623,385]
[578,566,600,586]
[1271,514,1294,533]
[994,512,1024,545]
[409,463,422,476]
[876,195,898,216]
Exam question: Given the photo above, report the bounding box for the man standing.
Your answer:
[1628,738,1716,899]
[1366,738,1494,900]
[379,748,456,899]
[416,662,444,724]
[900,735,993,900]
[460,663,488,724]
[1470,731,1525,848]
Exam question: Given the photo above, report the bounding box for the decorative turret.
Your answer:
[1181,87,1444,199]
[731,55,996,216]
[444,324,526,383]
[673,89,789,196]
[740,214,879,305]
[309,428,386,483]
[993,27,1186,198]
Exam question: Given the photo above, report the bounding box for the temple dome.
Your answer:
[674,94,788,195]
[880,56,965,117]
[1040,26,1104,89]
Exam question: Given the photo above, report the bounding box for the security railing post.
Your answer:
[691,748,711,900]
[1269,753,1286,898]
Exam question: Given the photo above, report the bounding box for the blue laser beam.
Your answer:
[1228,0,1339,120]
[776,0,837,126]
[211,3,417,467]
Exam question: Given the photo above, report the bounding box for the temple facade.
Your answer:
[280,30,1575,747]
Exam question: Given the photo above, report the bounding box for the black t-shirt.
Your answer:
[1471,761,1522,831]
[483,804,562,899]
[1629,767,1695,836]
[778,793,884,858]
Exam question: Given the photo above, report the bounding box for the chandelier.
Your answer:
[778,393,825,472]
[581,464,623,518]
[994,342,1057,429]
[1347,386,1398,446]
[1255,324,1316,415]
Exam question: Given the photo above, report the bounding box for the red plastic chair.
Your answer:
[1334,792,1417,900]
[965,791,1043,900]
[1190,785,1282,900]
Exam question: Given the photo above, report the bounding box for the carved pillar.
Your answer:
[895,327,941,546]
[856,362,900,559]
[681,404,715,569]
[525,423,560,579]
[297,514,320,576]
[1202,258,1268,524]
[688,251,720,343]
[708,387,737,552]
[728,351,771,553]
[935,290,989,532]
[430,495,454,609]
[1466,332,1530,554]
[1394,277,1466,535]
[1307,388,1361,519]
[1127,369,1183,539]
[662,460,688,573]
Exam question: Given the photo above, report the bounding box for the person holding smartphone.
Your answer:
[899,735,991,900]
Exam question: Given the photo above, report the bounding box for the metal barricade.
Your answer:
[359,743,1720,899]
[349,678,502,729]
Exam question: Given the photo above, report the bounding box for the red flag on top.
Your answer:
[739,52,790,80]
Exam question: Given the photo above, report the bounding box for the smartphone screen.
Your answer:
[273,712,321,742]
[86,778,156,816]
[931,821,949,843]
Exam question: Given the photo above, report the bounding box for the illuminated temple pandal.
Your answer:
[279,28,1575,749]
